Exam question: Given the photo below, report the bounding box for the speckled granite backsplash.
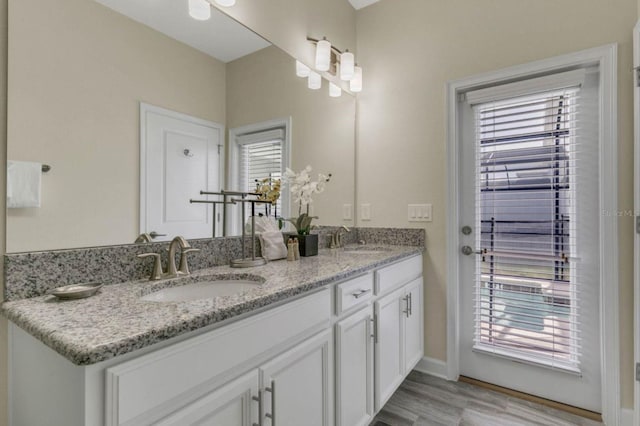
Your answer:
[4,227,424,301]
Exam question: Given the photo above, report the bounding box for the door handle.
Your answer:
[149,231,167,239]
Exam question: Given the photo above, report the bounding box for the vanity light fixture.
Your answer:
[304,37,363,93]
[188,0,211,20]
[296,60,311,77]
[350,66,363,92]
[315,38,332,72]
[339,50,355,81]
[329,82,342,97]
[308,71,322,90]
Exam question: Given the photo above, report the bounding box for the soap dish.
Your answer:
[50,282,103,300]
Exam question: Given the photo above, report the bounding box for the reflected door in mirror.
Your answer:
[140,104,224,241]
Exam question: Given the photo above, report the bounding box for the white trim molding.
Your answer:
[446,44,619,424]
[414,356,448,380]
[632,18,640,426]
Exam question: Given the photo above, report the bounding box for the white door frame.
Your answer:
[633,20,640,426]
[446,44,619,424]
[139,102,225,237]
[227,117,292,234]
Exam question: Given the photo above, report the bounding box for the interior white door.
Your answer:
[457,74,602,412]
[140,103,223,241]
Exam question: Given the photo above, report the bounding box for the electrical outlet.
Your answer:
[408,204,433,222]
[361,203,371,221]
[343,204,353,221]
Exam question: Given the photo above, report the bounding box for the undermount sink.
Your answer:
[141,277,263,303]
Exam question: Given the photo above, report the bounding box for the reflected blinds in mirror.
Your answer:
[238,129,284,219]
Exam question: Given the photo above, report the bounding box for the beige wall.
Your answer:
[356,0,636,409]
[0,0,7,423]
[6,0,226,252]
[213,0,357,72]
[226,46,356,227]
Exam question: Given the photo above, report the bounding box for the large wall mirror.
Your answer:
[6,0,356,253]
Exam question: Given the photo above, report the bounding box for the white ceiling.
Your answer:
[348,0,381,10]
[93,0,270,63]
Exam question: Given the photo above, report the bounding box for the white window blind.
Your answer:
[472,84,595,373]
[237,129,284,219]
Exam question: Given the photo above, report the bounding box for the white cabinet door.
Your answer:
[259,330,333,426]
[404,277,424,373]
[335,305,374,426]
[374,286,406,411]
[155,370,259,426]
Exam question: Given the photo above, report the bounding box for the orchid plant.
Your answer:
[283,166,332,235]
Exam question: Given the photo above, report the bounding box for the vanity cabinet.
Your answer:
[373,255,424,411]
[155,370,259,426]
[8,253,423,426]
[335,305,375,426]
[157,329,332,426]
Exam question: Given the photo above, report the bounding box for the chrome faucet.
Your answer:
[330,226,351,249]
[137,236,200,280]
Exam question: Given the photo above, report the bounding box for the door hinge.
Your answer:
[636,68,640,88]
[217,144,222,155]
[458,93,466,102]
[636,216,640,234]
[636,363,640,381]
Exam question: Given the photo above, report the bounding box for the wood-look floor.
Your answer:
[371,371,603,426]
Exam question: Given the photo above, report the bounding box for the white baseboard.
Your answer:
[413,356,448,380]
[620,408,633,426]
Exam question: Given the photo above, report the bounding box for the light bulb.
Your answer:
[308,71,321,90]
[350,66,362,92]
[188,0,211,20]
[296,60,310,78]
[215,0,236,6]
[340,50,355,81]
[329,83,342,97]
[315,39,331,72]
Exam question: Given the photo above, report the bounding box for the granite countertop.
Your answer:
[1,245,422,366]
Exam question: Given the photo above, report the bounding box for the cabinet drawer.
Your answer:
[375,254,422,295]
[105,288,330,426]
[335,273,374,315]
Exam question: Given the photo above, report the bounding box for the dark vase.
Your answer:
[283,233,318,257]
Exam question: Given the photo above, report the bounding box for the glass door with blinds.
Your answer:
[458,70,602,412]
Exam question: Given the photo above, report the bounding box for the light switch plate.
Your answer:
[343,204,353,221]
[361,203,371,221]
[408,204,432,222]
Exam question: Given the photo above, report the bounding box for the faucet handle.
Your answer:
[178,248,200,275]
[137,253,163,280]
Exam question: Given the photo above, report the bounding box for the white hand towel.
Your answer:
[259,231,288,260]
[7,161,42,208]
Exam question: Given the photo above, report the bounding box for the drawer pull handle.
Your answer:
[352,289,372,299]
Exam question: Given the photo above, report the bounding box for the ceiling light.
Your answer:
[296,60,310,78]
[215,0,236,6]
[188,0,211,20]
[308,71,322,90]
[340,50,355,81]
[329,83,342,97]
[350,66,362,92]
[315,38,331,72]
